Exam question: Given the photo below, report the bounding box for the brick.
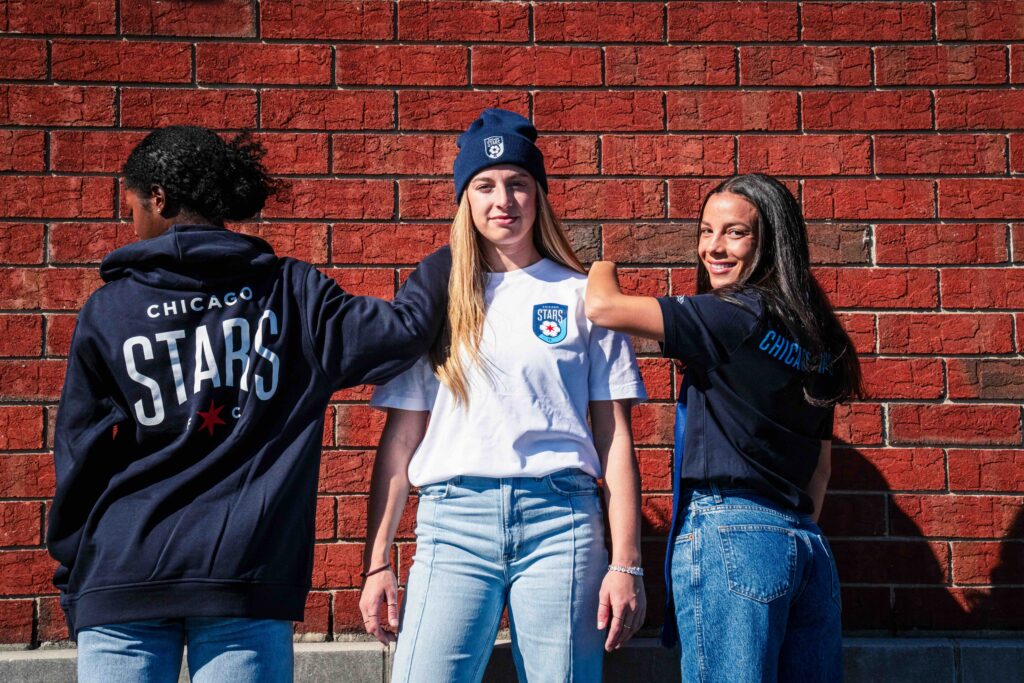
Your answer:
[6,0,115,34]
[1018,314,1024,351]
[817,267,938,309]
[739,136,870,176]
[875,224,1008,265]
[831,447,946,491]
[534,2,663,42]
[295,590,330,636]
[263,180,392,220]
[45,314,76,356]
[250,133,328,176]
[952,541,1024,584]
[538,136,598,175]
[893,494,1024,538]
[0,85,115,127]
[807,224,870,265]
[122,0,255,36]
[0,38,46,80]
[331,224,447,265]
[668,91,797,131]
[324,268,393,299]
[860,358,943,400]
[0,407,43,450]
[602,136,734,176]
[802,2,933,41]
[937,90,1024,129]
[623,268,670,297]
[315,496,334,541]
[0,600,33,644]
[47,222,133,264]
[1014,46,1024,84]
[335,405,386,449]
[833,403,883,445]
[893,587,1024,629]
[38,596,67,642]
[667,179,726,219]
[0,177,113,220]
[818,493,886,536]
[668,1,796,41]
[943,268,1024,309]
[261,90,392,131]
[310,542,363,589]
[605,46,735,87]
[0,502,41,546]
[940,180,1024,220]
[642,494,673,535]
[319,450,374,494]
[637,448,672,492]
[741,47,870,86]
[889,405,1021,446]
[876,45,1006,86]
[803,91,932,131]
[948,359,1024,400]
[232,223,329,264]
[0,315,41,357]
[260,0,393,40]
[535,92,663,132]
[0,359,67,400]
[332,134,456,176]
[840,587,892,629]
[638,359,672,402]
[949,450,1024,491]
[1010,135,1024,172]
[398,1,528,41]
[832,540,949,584]
[937,1,1024,40]
[804,180,933,220]
[398,91,528,131]
[197,44,330,85]
[0,454,54,498]
[337,46,466,87]
[836,313,876,354]
[1016,226,1024,263]
[472,47,600,87]
[121,88,256,128]
[0,131,43,173]
[879,313,1014,354]
[603,224,696,264]
[631,403,674,446]
[547,180,664,220]
[0,549,55,595]
[52,40,191,83]
[876,134,1005,175]
[565,224,600,264]
[398,180,453,220]
[50,131,145,173]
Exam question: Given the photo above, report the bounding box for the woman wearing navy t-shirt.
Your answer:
[586,174,861,682]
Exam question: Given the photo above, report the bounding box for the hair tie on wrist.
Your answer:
[360,563,391,579]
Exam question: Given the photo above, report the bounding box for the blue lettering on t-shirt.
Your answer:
[757,330,831,374]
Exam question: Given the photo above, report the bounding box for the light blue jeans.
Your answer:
[392,470,607,683]
[76,617,293,683]
[672,488,842,683]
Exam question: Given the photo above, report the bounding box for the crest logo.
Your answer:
[533,303,568,344]
[484,136,504,159]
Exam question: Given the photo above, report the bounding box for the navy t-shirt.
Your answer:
[657,290,835,514]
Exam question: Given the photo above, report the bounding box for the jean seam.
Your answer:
[697,504,798,523]
[566,491,578,682]
[693,525,708,683]
[397,498,441,682]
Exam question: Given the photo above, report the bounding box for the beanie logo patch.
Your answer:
[484,136,504,159]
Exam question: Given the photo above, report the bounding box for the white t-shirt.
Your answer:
[371,258,646,486]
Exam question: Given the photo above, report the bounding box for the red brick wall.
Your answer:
[1,0,1022,644]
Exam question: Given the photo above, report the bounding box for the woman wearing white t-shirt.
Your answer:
[358,109,647,682]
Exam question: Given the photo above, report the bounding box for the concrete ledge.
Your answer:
[2,637,1023,682]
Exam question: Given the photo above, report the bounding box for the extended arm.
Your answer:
[807,440,832,523]
[585,261,665,341]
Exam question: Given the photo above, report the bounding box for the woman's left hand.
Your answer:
[597,570,647,651]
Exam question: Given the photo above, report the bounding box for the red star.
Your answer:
[196,400,226,436]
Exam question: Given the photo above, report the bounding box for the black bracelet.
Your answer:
[360,563,391,579]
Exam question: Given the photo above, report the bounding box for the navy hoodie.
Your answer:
[46,224,451,636]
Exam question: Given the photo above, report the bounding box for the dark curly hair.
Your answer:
[123,125,276,223]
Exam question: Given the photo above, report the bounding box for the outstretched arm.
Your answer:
[585,261,665,341]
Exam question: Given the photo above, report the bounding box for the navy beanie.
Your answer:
[453,108,547,203]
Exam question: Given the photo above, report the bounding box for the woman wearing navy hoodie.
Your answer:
[46,126,451,683]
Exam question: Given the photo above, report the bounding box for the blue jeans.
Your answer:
[672,488,842,683]
[392,470,607,683]
[76,618,293,683]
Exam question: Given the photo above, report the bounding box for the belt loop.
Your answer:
[710,483,723,504]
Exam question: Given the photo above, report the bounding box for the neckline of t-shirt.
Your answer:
[484,257,552,284]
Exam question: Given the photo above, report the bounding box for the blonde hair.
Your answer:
[430,185,584,405]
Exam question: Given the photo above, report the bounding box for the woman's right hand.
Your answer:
[359,569,400,645]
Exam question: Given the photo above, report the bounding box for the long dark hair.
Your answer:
[123,125,276,223]
[696,174,861,405]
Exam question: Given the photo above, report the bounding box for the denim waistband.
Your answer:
[431,469,593,489]
[682,484,812,524]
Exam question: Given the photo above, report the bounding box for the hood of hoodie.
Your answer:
[100,224,278,290]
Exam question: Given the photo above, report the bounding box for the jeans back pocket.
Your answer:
[717,525,797,603]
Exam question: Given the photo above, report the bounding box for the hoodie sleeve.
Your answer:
[304,246,451,391]
[46,299,127,594]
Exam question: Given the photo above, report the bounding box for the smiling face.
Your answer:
[465,165,538,254]
[698,191,759,289]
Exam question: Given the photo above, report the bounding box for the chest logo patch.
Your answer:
[533,303,568,344]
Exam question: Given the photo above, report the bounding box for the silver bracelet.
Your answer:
[607,564,644,577]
